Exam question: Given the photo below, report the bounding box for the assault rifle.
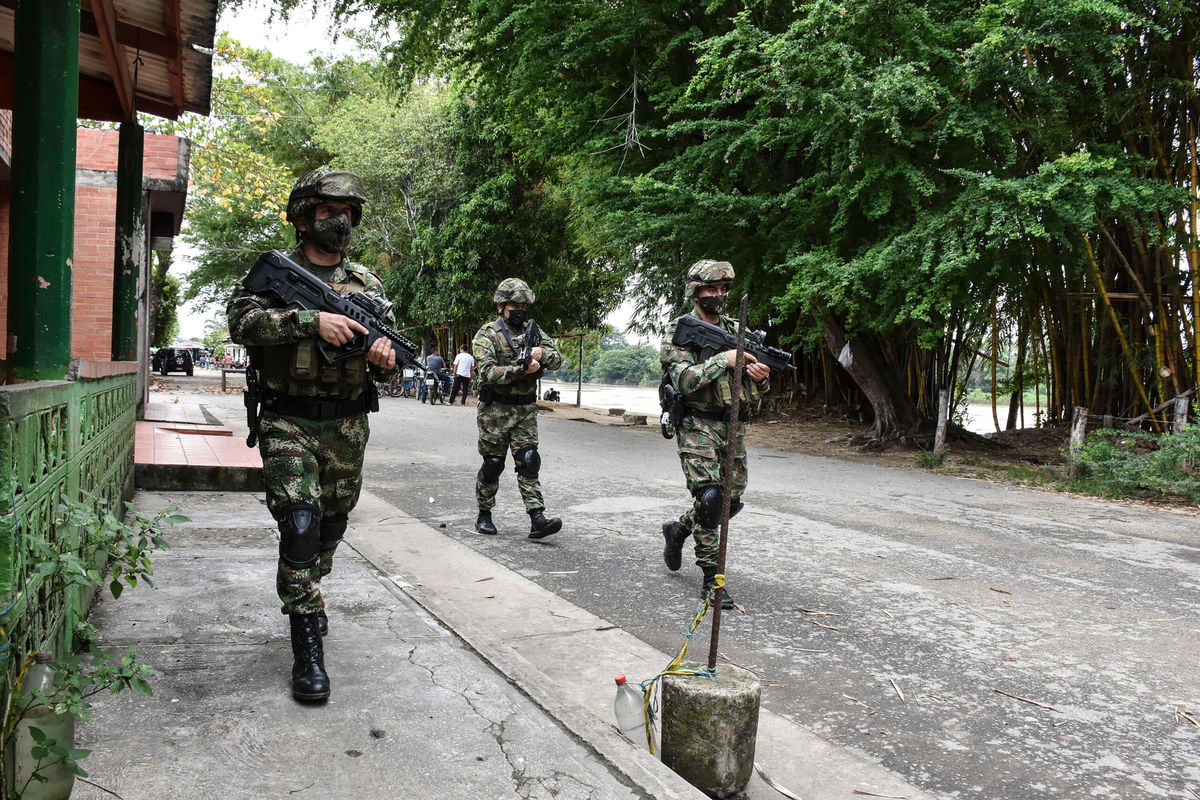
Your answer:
[242,250,422,367]
[671,315,795,373]
[518,319,542,370]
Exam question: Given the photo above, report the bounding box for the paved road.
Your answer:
[190,382,1200,800]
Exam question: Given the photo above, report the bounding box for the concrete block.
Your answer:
[662,663,760,799]
[607,407,626,416]
[622,413,648,425]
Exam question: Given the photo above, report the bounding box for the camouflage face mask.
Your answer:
[307,213,352,254]
[697,294,728,316]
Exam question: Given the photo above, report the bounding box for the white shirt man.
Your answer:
[449,345,476,405]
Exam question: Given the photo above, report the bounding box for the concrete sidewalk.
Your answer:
[71,489,699,800]
[72,485,938,800]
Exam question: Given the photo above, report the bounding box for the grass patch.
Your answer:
[915,450,945,469]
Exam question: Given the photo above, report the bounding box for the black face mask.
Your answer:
[307,214,352,254]
[697,294,728,316]
[506,309,527,328]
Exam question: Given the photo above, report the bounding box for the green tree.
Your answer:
[149,251,181,348]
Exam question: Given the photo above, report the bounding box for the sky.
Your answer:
[176,1,645,342]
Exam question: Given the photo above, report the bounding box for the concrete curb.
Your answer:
[134,463,264,491]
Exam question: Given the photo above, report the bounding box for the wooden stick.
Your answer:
[934,388,949,453]
[994,688,1059,711]
[708,295,749,670]
[1069,406,1088,478]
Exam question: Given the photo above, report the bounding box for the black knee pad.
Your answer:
[279,503,321,569]
[320,514,348,552]
[480,455,506,482]
[729,496,744,519]
[514,446,541,479]
[693,486,724,529]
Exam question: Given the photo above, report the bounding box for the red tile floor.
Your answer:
[135,405,262,468]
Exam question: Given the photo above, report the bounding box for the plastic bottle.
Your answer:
[13,653,76,800]
[613,674,649,749]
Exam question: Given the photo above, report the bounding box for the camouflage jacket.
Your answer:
[472,318,563,396]
[226,247,397,398]
[661,310,768,415]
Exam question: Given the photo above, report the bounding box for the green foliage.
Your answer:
[2,495,187,796]
[915,450,945,469]
[201,318,229,358]
[151,248,181,347]
[591,345,661,385]
[219,0,1198,435]
[1069,426,1200,503]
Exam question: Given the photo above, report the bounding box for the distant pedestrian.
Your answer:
[449,343,475,404]
[420,346,450,403]
[659,259,770,608]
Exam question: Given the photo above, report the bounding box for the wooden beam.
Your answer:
[87,0,134,120]
[163,0,184,110]
[0,0,179,60]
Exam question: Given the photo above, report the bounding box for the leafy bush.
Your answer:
[1070,426,1200,503]
[3,494,187,796]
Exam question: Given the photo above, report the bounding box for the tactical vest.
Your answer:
[248,265,370,399]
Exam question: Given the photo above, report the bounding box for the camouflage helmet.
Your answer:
[494,278,536,305]
[684,259,735,297]
[286,169,367,226]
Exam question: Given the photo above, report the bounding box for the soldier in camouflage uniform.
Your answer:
[660,260,771,608]
[472,278,565,539]
[227,169,398,701]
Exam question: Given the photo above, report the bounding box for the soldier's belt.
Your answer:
[480,388,537,405]
[261,389,368,421]
[683,406,752,424]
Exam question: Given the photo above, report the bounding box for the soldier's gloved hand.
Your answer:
[318,312,368,346]
[367,336,396,369]
[746,361,770,381]
[524,359,541,374]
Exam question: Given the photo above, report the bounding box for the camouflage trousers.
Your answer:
[475,400,544,512]
[258,410,369,614]
[675,415,748,568]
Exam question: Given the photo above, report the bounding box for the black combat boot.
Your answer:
[528,509,562,539]
[700,567,735,610]
[475,509,498,535]
[662,521,688,571]
[317,609,328,637]
[289,612,330,701]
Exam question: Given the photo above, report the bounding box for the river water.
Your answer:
[540,379,1015,436]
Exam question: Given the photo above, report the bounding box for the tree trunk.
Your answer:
[820,313,923,443]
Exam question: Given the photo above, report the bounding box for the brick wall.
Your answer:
[0,109,12,163]
[0,127,185,361]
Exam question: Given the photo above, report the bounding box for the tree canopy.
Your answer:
[210,1,1198,437]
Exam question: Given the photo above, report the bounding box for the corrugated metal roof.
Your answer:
[0,0,217,120]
